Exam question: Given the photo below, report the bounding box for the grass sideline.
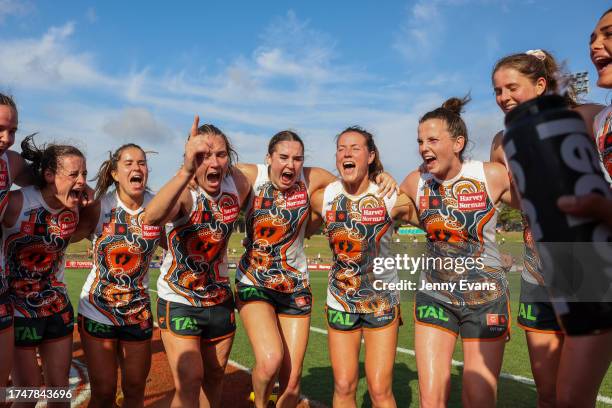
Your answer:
[64,232,611,407]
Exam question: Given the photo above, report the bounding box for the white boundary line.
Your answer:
[309,326,612,405]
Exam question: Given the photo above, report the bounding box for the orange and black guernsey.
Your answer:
[79,191,161,326]
[157,176,242,307]
[2,186,77,318]
[236,164,310,293]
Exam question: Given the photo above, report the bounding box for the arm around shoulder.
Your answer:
[305,167,337,194]
[399,169,421,202]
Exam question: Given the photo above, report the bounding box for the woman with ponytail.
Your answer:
[72,144,159,408]
[2,135,87,407]
[401,96,513,407]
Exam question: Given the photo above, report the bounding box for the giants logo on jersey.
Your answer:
[457,192,486,211]
[255,196,274,210]
[326,210,347,223]
[20,222,47,235]
[419,195,442,210]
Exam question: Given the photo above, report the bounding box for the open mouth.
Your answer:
[280,170,294,184]
[593,56,612,74]
[206,171,221,183]
[129,174,144,188]
[423,156,437,167]
[502,103,517,112]
[68,189,82,200]
[342,161,356,173]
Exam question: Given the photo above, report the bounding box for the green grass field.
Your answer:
[64,233,612,407]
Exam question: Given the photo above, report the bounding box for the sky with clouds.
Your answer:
[0,0,608,189]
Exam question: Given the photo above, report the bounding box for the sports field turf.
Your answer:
[64,233,612,407]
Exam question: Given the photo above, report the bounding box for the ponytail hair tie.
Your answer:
[525,49,546,61]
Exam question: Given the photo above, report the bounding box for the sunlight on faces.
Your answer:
[266,140,304,191]
[44,155,87,210]
[417,119,464,178]
[194,133,230,195]
[493,67,546,114]
[111,147,148,200]
[336,131,374,186]
[591,12,612,88]
[0,105,17,154]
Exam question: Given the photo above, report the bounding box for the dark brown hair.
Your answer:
[268,130,304,156]
[20,135,85,188]
[0,93,17,114]
[195,124,238,174]
[336,126,384,181]
[419,95,471,162]
[492,50,577,106]
[93,144,146,199]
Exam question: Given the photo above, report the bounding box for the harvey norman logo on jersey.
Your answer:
[457,192,486,211]
[285,190,307,209]
[361,207,386,224]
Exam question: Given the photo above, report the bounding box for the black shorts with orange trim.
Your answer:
[517,281,562,333]
[0,294,13,331]
[78,314,153,341]
[14,303,74,348]
[235,281,312,316]
[326,305,401,331]
[414,291,510,340]
[157,297,235,341]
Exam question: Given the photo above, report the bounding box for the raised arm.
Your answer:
[143,116,204,226]
[304,167,336,195]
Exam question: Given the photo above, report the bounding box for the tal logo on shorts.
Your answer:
[518,303,537,321]
[172,316,198,331]
[327,309,354,326]
[15,326,42,341]
[240,287,269,300]
[416,305,449,322]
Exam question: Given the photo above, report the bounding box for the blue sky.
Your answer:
[0,0,608,189]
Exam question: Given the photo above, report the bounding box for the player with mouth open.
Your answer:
[1,135,87,408]
[143,117,251,408]
[308,126,416,408]
[72,144,160,408]
[235,129,398,408]
[401,96,514,408]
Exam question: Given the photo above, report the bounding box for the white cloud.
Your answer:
[0,22,119,91]
[393,1,444,61]
[4,12,508,189]
[102,108,172,145]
